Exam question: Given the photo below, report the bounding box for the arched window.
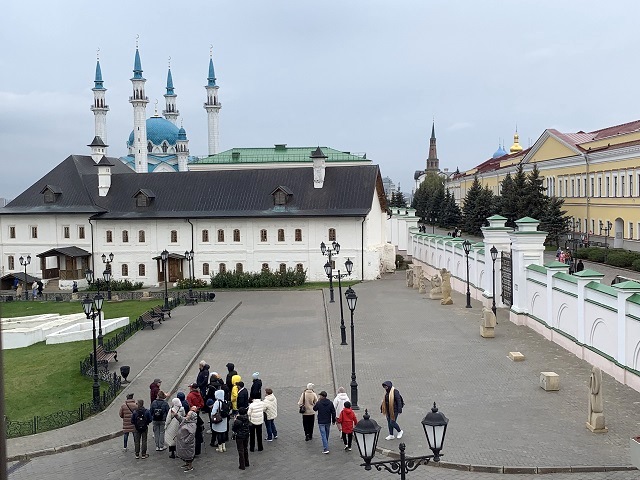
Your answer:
[170,230,178,243]
[296,263,304,273]
[261,263,269,272]
[295,229,302,242]
[139,264,146,276]
[122,230,129,243]
[106,230,113,243]
[278,229,285,242]
[203,263,210,276]
[202,229,209,242]
[217,229,225,242]
[147,142,153,153]
[219,263,226,274]
[122,264,129,276]
[236,263,243,273]
[138,230,146,243]
[161,142,168,153]
[328,228,336,241]
[260,229,268,242]
[233,229,240,242]
[279,263,287,273]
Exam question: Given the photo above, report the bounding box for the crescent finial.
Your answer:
[168,56,171,68]
[136,34,139,48]
[210,45,213,58]
[96,48,100,61]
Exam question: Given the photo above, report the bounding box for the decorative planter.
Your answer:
[630,437,640,469]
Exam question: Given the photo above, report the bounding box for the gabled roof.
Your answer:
[97,156,114,166]
[37,247,91,258]
[133,189,156,199]
[40,184,62,194]
[270,185,293,196]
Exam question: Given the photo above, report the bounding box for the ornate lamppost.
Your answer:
[326,258,353,345]
[18,255,31,300]
[185,249,194,297]
[463,240,472,308]
[354,403,449,479]
[85,269,106,346]
[599,220,612,263]
[101,252,114,300]
[345,285,359,409]
[161,249,170,310]
[82,293,105,406]
[320,241,340,303]
[490,246,498,317]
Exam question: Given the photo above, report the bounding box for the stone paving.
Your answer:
[6,275,640,479]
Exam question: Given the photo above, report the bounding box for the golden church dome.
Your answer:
[510,132,523,153]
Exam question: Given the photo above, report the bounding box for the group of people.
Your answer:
[11,277,43,299]
[556,248,584,273]
[118,361,279,472]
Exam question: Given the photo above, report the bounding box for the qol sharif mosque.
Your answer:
[90,45,221,173]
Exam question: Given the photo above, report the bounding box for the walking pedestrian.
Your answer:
[232,407,251,470]
[149,378,162,403]
[174,408,198,472]
[333,387,350,421]
[37,280,43,297]
[247,393,264,452]
[209,390,229,452]
[130,399,153,459]
[196,360,210,400]
[250,372,262,400]
[186,383,205,411]
[298,383,318,441]
[236,381,249,412]
[164,398,185,459]
[381,380,404,440]
[150,390,170,451]
[230,374,242,415]
[31,282,37,299]
[263,388,278,441]
[576,259,585,272]
[118,392,136,451]
[313,391,336,454]
[225,362,237,400]
[336,401,358,451]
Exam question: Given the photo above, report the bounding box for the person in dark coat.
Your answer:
[194,410,205,456]
[130,399,153,459]
[205,372,226,405]
[250,372,262,400]
[149,378,162,403]
[149,390,170,451]
[177,391,189,412]
[225,363,237,400]
[196,361,210,400]
[313,391,336,454]
[576,259,585,272]
[236,381,249,411]
[380,380,404,440]
[232,407,251,470]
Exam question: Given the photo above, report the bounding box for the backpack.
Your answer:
[152,407,164,421]
[219,399,231,418]
[135,409,148,431]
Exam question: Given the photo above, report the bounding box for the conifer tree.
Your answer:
[524,164,547,221]
[394,187,408,208]
[389,191,397,207]
[540,196,569,247]
[462,176,483,234]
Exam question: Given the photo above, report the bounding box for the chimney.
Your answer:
[88,136,108,163]
[310,146,327,189]
[96,157,114,197]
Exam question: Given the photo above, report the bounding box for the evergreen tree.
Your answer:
[524,164,547,221]
[440,188,461,228]
[512,163,528,221]
[430,186,445,222]
[411,172,443,220]
[540,196,569,247]
[394,187,408,208]
[498,173,518,227]
[462,176,483,234]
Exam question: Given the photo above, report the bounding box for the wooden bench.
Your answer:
[140,311,162,330]
[91,345,117,371]
[184,294,198,306]
[150,305,171,320]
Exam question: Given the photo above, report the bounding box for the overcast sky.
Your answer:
[1,0,639,200]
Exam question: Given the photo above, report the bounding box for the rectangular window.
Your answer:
[78,226,85,239]
[296,263,304,273]
[170,230,178,243]
[606,177,610,197]
[576,180,580,197]
[614,177,618,197]
[598,177,602,197]
[279,263,286,273]
[571,179,575,197]
[235,263,243,273]
[262,263,269,272]
[31,226,38,239]
[219,263,226,274]
[630,222,633,240]
[328,228,336,241]
[591,219,595,235]
[590,178,594,197]
[295,229,302,242]
[622,176,625,197]
[630,174,634,197]
[63,226,70,239]
[233,229,240,242]
[202,229,209,242]
[9,226,15,239]
[203,263,210,276]
[278,229,285,242]
[106,230,113,243]
[217,229,224,242]
[122,230,129,243]
[8,255,14,270]
[260,229,267,242]
[122,264,129,276]
[139,230,146,243]
[139,264,146,276]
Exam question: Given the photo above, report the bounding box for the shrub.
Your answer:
[574,247,596,260]
[87,279,143,291]
[210,268,307,289]
[632,259,640,272]
[605,249,635,268]
[175,278,209,289]
[586,248,606,263]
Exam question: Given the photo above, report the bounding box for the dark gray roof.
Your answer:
[37,246,91,258]
[2,155,384,219]
[97,156,114,166]
[1,272,40,283]
[88,136,108,147]
[270,185,293,196]
[40,184,62,194]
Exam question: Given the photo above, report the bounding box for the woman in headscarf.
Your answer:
[210,389,229,452]
[174,408,198,472]
[164,398,185,459]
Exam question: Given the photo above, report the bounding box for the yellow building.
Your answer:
[448,120,640,249]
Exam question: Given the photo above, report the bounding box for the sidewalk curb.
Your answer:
[6,301,242,463]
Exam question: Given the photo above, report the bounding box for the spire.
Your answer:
[426,121,439,172]
[204,47,222,155]
[166,66,174,95]
[208,57,217,87]
[509,125,523,154]
[91,49,109,153]
[431,121,436,140]
[163,57,179,124]
[94,60,104,90]
[133,48,143,79]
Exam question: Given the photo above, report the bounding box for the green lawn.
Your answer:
[1,300,158,421]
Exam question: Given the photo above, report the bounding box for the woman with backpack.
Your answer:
[164,398,185,459]
[209,389,229,452]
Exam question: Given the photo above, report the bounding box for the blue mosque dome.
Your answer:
[178,126,187,140]
[492,144,508,159]
[127,116,180,147]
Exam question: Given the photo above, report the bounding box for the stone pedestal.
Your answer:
[508,351,525,361]
[412,266,422,290]
[586,366,607,433]
[406,268,414,288]
[480,307,496,338]
[540,372,560,391]
[418,275,426,294]
[441,297,453,305]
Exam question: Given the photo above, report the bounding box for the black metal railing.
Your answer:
[0,289,218,303]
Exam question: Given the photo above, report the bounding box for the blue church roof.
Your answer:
[207,58,217,87]
[127,117,180,147]
[94,60,104,90]
[492,145,508,158]
[133,48,143,79]
[166,68,175,95]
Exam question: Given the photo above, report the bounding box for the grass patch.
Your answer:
[1,300,160,421]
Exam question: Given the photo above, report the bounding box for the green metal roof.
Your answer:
[192,146,369,164]
[585,281,617,297]
[527,264,547,274]
[554,272,578,284]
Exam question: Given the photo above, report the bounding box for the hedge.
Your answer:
[86,279,143,291]
[210,268,307,288]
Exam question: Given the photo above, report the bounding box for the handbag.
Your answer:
[299,391,306,414]
[211,400,223,424]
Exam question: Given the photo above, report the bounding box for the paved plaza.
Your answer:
[7,273,640,479]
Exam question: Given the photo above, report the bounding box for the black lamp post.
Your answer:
[82,293,105,406]
[185,249,194,297]
[463,240,472,308]
[355,403,449,479]
[85,269,106,346]
[429,216,437,234]
[490,246,498,317]
[161,249,170,310]
[101,252,114,300]
[599,220,612,262]
[18,255,31,300]
[320,240,340,303]
[328,258,353,345]
[345,285,359,409]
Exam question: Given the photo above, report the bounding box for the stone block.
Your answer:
[508,351,525,361]
[480,325,495,338]
[540,371,560,391]
[441,297,453,305]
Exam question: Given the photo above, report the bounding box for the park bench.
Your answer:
[91,345,118,371]
[184,294,198,306]
[150,305,171,319]
[140,311,162,330]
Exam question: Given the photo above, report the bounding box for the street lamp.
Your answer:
[82,293,105,406]
[345,285,359,409]
[85,269,106,346]
[490,246,498,318]
[101,252,114,300]
[355,403,449,479]
[329,258,353,345]
[18,255,31,301]
[463,240,472,308]
[320,240,340,303]
[161,249,170,310]
[185,249,194,297]
[429,216,437,234]
[599,221,612,263]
